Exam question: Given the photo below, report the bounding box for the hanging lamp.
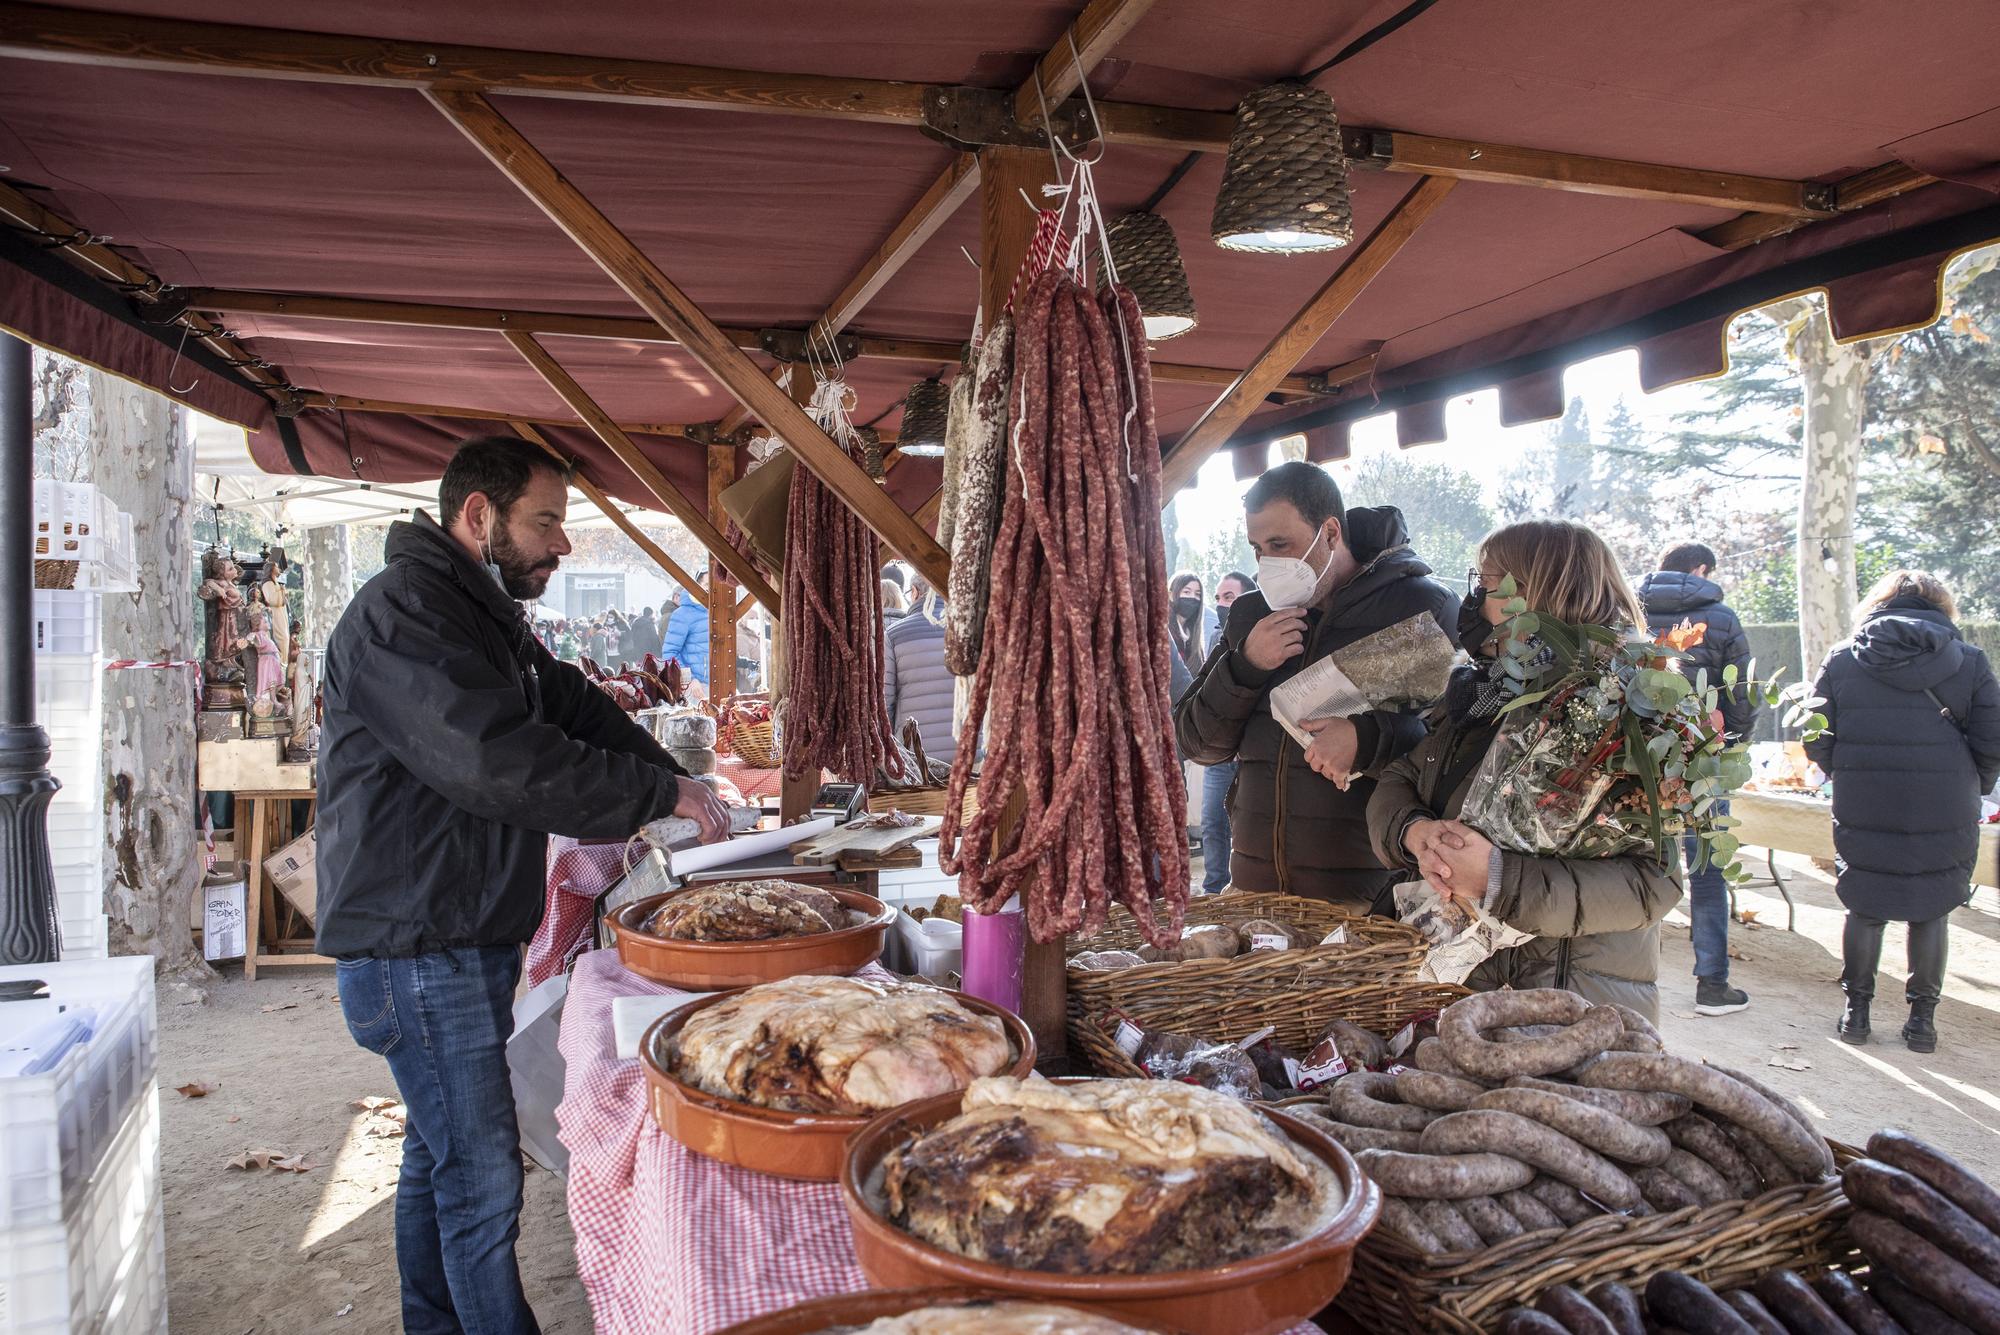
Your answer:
[1210,82,1354,254]
[1104,211,1198,340]
[897,376,950,455]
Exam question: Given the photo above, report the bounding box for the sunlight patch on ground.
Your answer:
[301,1111,393,1251]
[1820,1037,2000,1142]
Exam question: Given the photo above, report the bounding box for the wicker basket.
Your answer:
[867,782,978,823]
[717,697,782,769]
[1069,976,1469,1080]
[1063,892,1428,1011]
[33,558,77,590]
[1337,1144,1862,1334]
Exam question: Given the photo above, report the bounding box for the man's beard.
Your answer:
[490,526,558,600]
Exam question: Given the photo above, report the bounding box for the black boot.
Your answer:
[1903,1000,1938,1054]
[1838,998,1871,1045]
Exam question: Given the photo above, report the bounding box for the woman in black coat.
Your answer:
[1804,571,2000,1053]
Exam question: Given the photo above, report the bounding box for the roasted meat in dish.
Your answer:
[668,975,1011,1114]
[883,1076,1331,1274]
[833,1302,1148,1333]
[641,879,850,941]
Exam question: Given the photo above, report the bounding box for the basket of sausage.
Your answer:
[1063,892,1428,1013]
[1289,988,1858,1334]
[1067,974,1469,1089]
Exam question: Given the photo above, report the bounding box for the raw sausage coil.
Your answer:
[1577,1053,1830,1179]
[1416,1198,1484,1252]
[1499,1187,1564,1232]
[1660,1148,1735,1206]
[1286,1107,1425,1153]
[1397,1068,1488,1112]
[1663,1114,1762,1199]
[1328,1071,1436,1132]
[1355,1147,1536,1200]
[1527,1176,1598,1224]
[1470,1087,1672,1166]
[1377,1197,1443,1252]
[1421,1109,1641,1210]
[1439,991,1624,1080]
[1456,1194,1525,1244]
[1634,1166,1702,1214]
[1505,1075,1690,1126]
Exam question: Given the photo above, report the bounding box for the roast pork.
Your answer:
[642,880,850,940]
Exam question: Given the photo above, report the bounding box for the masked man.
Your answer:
[316,435,727,1333]
[1174,462,1457,911]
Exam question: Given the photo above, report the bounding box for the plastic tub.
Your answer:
[891,908,963,981]
[33,654,100,720]
[0,958,157,1235]
[31,591,100,657]
[0,1090,163,1334]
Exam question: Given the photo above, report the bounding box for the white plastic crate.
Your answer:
[0,958,156,1236]
[58,913,107,964]
[43,807,101,871]
[30,592,100,658]
[32,655,100,722]
[30,483,135,592]
[0,1090,162,1335]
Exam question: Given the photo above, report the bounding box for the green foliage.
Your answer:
[1347,451,1493,588]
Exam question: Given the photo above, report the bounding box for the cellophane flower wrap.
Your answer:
[1454,594,1821,878]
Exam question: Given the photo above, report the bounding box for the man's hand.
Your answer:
[1242,606,1308,672]
[1417,819,1496,908]
[1300,715,1360,788]
[672,780,730,844]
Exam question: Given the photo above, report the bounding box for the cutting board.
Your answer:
[789,815,941,866]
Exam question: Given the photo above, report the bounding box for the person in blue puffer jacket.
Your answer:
[884,580,958,765]
[659,585,711,689]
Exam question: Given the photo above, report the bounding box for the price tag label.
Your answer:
[1319,925,1349,947]
[1249,932,1289,952]
[1285,1037,1350,1091]
[1114,1019,1145,1058]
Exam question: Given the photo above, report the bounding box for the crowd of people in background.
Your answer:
[531,581,740,695]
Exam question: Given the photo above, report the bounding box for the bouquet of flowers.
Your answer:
[1456,582,1826,880]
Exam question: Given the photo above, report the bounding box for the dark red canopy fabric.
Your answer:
[2,0,1998,508]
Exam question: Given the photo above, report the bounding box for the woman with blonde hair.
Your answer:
[1806,569,2000,1052]
[1368,520,1681,1017]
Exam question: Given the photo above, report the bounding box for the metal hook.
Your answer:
[165,322,199,394]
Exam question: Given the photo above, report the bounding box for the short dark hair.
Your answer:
[1657,541,1717,574]
[437,434,567,528]
[1220,570,1255,591]
[1244,461,1345,531]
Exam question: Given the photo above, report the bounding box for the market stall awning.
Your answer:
[3,0,1998,520]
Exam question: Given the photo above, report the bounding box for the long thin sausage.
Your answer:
[1471,1087,1672,1166]
[1421,1109,1641,1209]
[1506,1075,1690,1126]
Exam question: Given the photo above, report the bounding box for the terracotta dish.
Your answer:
[611,885,895,989]
[714,1287,1183,1334]
[839,1083,1379,1335]
[641,988,1036,1182]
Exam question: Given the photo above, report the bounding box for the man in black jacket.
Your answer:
[1175,463,1457,911]
[1639,540,1757,1017]
[317,435,726,1334]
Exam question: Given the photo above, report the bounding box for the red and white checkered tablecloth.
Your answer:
[554,948,1329,1335]
[527,837,634,988]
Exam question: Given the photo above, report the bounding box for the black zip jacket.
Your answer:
[1173,506,1458,910]
[1637,572,1757,741]
[314,513,685,958]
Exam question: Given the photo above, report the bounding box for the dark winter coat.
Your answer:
[1802,599,2000,923]
[315,512,687,958]
[1174,507,1460,910]
[884,604,958,764]
[1368,698,1682,1020]
[1637,571,1757,740]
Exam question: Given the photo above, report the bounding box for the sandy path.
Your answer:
[154,852,1999,1330]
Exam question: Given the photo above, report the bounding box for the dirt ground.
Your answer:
[152,851,1999,1332]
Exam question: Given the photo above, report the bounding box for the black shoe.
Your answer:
[1903,1001,1938,1054]
[1838,1000,1871,1045]
[1695,978,1750,1015]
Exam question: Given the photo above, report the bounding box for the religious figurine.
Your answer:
[236,607,288,723]
[198,549,247,695]
[256,545,291,669]
[284,618,319,761]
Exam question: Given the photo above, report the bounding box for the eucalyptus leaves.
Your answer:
[1462,579,1828,881]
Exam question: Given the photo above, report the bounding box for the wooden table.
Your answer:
[1730,789,2000,929]
[237,789,329,979]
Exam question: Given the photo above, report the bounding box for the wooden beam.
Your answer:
[297,390,699,435]
[706,441,739,689]
[737,589,756,618]
[187,287,1324,396]
[1364,131,1831,217]
[506,329,781,610]
[1015,0,1157,127]
[815,153,981,348]
[428,87,950,590]
[1160,176,1457,495]
[0,3,928,123]
[508,419,710,606]
[1698,161,1935,251]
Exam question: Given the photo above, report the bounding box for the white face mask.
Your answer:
[1256,524,1329,610]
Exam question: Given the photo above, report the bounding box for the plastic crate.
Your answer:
[30,483,135,592]
[44,807,101,870]
[30,592,100,658]
[58,913,108,964]
[0,958,156,1236]
[32,655,100,720]
[0,1090,163,1335]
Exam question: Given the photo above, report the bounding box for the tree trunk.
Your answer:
[1780,298,1870,672]
[88,369,207,978]
[301,524,351,655]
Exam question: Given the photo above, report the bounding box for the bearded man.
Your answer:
[315,434,726,1333]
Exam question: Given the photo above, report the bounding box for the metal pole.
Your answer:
[0,331,60,964]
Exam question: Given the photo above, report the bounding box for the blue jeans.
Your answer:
[336,948,539,1335]
[1200,760,1237,894]
[1683,798,1730,982]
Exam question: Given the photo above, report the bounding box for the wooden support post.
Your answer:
[508,420,709,605]
[706,442,739,696]
[778,366,819,825]
[1160,175,1457,495]
[976,145,1069,1067]
[428,89,950,591]
[503,330,781,610]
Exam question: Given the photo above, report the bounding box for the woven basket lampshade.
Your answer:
[1211,82,1354,254]
[1104,211,1198,340]
[855,426,885,478]
[898,376,950,455]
